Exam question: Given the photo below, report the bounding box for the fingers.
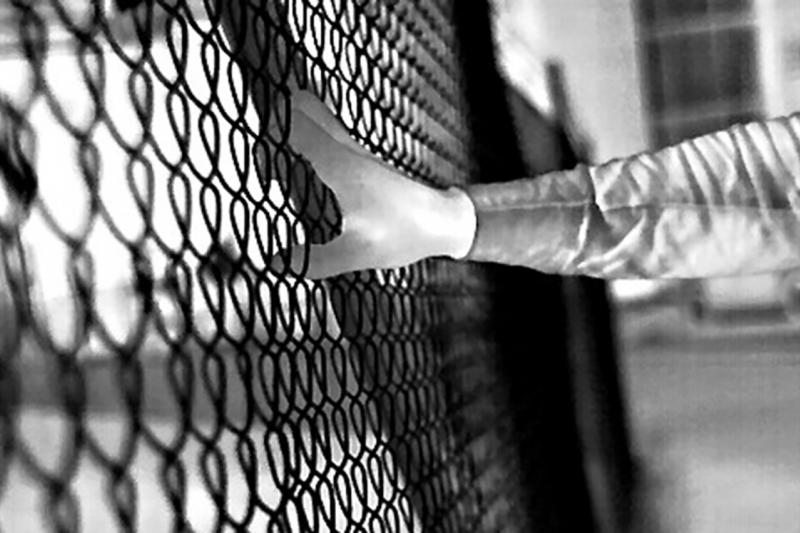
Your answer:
[289,91,374,210]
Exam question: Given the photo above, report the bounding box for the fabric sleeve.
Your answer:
[464,113,800,279]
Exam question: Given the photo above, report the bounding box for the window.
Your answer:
[641,0,752,30]
[638,0,761,147]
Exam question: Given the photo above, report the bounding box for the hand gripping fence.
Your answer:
[0,1,614,531]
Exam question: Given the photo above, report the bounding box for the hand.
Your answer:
[280,91,476,279]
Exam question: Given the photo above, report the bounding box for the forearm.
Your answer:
[459,113,800,279]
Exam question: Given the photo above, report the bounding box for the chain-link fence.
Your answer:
[0,1,612,531]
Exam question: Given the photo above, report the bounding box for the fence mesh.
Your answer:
[0,0,557,531]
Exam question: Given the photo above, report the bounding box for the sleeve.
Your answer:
[463,112,800,279]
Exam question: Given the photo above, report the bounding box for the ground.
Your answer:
[619,307,800,533]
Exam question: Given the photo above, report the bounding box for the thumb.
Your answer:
[270,234,368,280]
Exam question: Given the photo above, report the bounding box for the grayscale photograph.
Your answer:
[1,0,799,531]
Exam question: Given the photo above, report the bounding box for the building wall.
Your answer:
[493,0,800,162]
[493,0,649,162]
[758,0,800,117]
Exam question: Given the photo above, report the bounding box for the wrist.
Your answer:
[433,186,477,260]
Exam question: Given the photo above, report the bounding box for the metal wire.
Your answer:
[0,0,538,531]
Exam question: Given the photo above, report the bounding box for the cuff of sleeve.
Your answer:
[462,182,515,263]
[461,177,583,272]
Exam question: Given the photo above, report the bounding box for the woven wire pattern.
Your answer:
[0,0,531,531]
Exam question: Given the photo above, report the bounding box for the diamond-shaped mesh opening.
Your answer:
[0,1,554,531]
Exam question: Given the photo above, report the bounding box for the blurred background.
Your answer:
[493,1,800,531]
